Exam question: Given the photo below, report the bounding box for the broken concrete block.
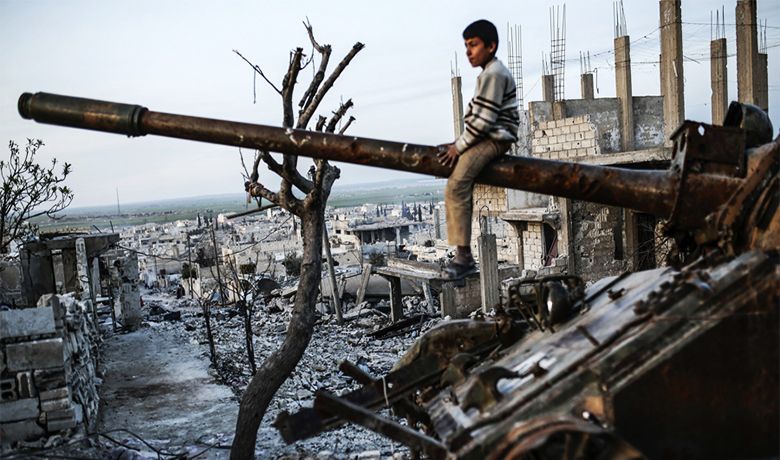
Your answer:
[40,396,70,413]
[0,398,40,422]
[47,415,76,432]
[1,377,17,402]
[37,294,64,328]
[17,371,35,399]
[0,307,56,340]
[39,387,69,401]
[5,338,65,372]
[45,406,75,421]
[0,419,45,443]
[33,368,66,391]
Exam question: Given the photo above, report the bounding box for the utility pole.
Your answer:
[211,222,226,308]
[187,232,194,299]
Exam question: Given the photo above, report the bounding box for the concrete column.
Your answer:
[355,263,372,306]
[452,76,464,138]
[422,283,436,315]
[552,102,566,120]
[19,245,55,307]
[90,258,101,302]
[61,249,79,294]
[542,75,555,103]
[757,53,768,113]
[440,282,456,318]
[660,0,684,145]
[434,208,441,239]
[75,238,90,301]
[388,276,403,322]
[558,198,576,275]
[736,0,759,105]
[477,216,500,313]
[624,209,640,271]
[581,73,594,100]
[614,35,634,152]
[711,38,729,124]
[119,252,141,330]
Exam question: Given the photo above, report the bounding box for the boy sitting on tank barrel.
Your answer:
[437,19,519,280]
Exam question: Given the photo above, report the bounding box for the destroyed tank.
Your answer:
[19,93,779,459]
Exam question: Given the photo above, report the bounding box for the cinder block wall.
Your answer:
[471,184,519,264]
[532,115,600,160]
[0,295,100,445]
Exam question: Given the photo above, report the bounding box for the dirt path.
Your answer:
[98,325,238,458]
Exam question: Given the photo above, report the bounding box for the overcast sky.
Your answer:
[1,0,778,209]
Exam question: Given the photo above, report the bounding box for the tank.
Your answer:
[18,92,780,459]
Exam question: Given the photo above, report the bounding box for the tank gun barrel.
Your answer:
[18,92,739,229]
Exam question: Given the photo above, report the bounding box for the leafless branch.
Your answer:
[298,20,332,112]
[282,48,304,128]
[325,99,353,133]
[338,116,356,134]
[233,49,282,95]
[297,42,364,129]
[261,151,313,194]
[315,115,327,132]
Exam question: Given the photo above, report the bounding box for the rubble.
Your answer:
[130,287,443,459]
[0,293,101,448]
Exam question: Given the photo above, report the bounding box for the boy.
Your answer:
[437,19,519,279]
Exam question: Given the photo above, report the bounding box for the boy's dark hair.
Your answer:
[463,20,499,53]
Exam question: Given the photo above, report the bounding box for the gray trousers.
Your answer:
[445,139,511,247]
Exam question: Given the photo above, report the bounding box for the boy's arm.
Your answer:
[455,71,506,154]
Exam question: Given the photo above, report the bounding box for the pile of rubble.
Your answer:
[0,294,102,449]
[139,288,442,459]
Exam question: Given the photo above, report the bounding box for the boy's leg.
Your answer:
[444,139,508,263]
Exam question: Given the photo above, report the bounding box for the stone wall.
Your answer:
[0,260,24,308]
[0,294,100,445]
[571,202,632,283]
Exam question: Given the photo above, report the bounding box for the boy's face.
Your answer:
[465,37,496,68]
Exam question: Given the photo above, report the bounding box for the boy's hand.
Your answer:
[437,143,459,168]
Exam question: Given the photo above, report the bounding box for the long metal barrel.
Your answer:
[19,92,678,219]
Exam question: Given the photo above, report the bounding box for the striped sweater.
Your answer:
[455,57,520,154]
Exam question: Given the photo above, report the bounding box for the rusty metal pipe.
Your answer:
[19,92,676,219]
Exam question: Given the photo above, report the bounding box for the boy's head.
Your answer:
[463,20,498,68]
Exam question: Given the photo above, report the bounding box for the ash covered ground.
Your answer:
[96,287,443,460]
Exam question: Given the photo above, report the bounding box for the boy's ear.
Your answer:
[487,41,497,54]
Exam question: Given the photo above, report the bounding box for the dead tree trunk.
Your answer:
[229,21,363,460]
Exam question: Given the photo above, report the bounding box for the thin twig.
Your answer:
[233,49,282,95]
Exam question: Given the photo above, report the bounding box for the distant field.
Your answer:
[33,179,445,231]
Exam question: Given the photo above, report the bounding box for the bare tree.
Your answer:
[223,255,261,375]
[230,21,363,460]
[1,139,73,254]
[194,288,218,365]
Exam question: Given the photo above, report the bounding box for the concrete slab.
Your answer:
[0,398,40,422]
[5,338,65,372]
[0,419,45,443]
[0,307,56,340]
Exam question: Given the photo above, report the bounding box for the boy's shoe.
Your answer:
[443,259,478,281]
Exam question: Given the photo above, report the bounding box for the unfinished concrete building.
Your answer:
[446,0,771,285]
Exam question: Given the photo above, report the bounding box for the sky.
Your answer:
[1,0,778,209]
